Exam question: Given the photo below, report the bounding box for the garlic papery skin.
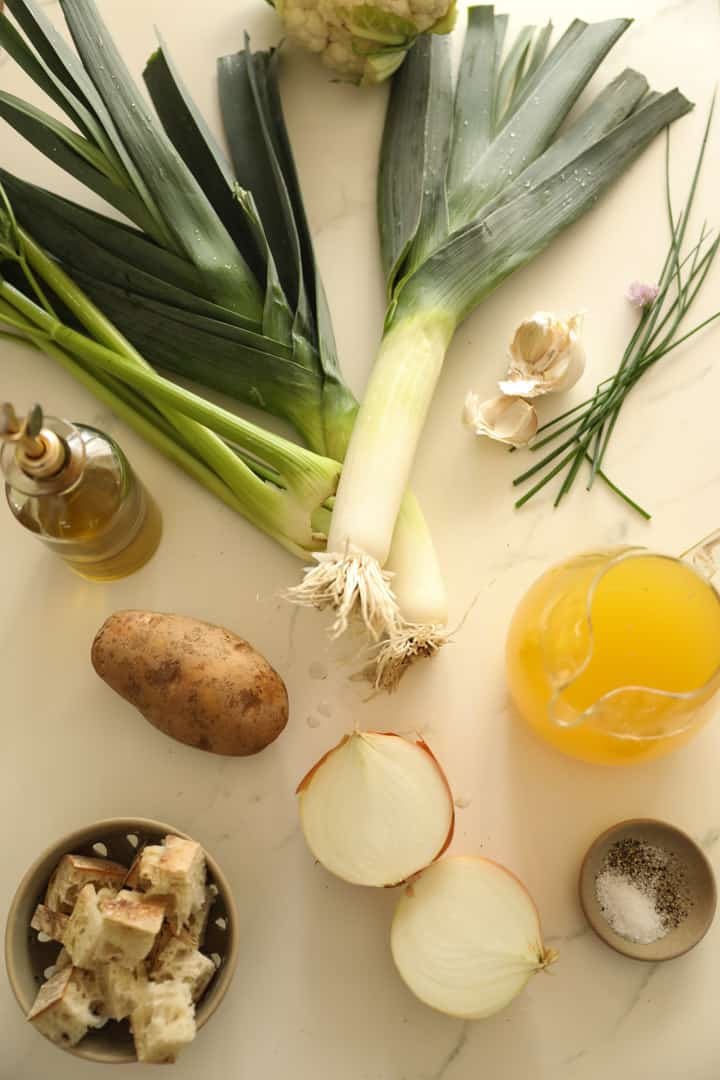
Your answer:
[391,856,557,1019]
[499,312,585,398]
[462,393,538,447]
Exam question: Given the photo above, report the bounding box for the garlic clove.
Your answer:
[510,312,558,369]
[462,392,538,447]
[497,377,544,398]
[502,312,585,397]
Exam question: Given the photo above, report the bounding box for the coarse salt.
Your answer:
[595,870,667,945]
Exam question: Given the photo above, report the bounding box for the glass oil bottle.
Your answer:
[1,403,162,581]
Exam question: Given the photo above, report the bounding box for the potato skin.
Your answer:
[91,611,288,756]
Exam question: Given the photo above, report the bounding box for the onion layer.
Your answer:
[391,855,556,1018]
[297,732,454,887]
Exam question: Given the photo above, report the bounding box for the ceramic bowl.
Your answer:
[5,817,239,1064]
[579,818,716,962]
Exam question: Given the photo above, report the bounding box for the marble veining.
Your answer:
[429,1022,470,1079]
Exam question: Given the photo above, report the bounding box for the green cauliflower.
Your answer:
[270,0,457,83]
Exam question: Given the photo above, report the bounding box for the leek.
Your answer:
[292,8,692,681]
[0,0,448,684]
[0,200,340,556]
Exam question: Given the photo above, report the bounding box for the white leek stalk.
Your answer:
[377,490,449,687]
[290,311,454,678]
[328,313,453,563]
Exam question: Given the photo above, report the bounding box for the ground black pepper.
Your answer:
[596,838,693,939]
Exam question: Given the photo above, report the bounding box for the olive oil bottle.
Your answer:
[1,403,161,580]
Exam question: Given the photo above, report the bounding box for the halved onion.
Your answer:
[297,732,454,887]
[391,856,557,1018]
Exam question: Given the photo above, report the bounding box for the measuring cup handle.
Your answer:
[682,529,720,585]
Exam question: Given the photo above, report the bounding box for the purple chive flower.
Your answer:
[625,281,660,308]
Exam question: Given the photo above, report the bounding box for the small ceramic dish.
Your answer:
[579,818,716,962]
[5,817,239,1064]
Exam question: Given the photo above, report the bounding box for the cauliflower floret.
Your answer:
[273,0,456,83]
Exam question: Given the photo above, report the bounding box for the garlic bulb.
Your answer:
[462,392,537,448]
[499,312,585,398]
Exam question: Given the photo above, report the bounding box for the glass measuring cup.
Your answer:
[505,531,720,765]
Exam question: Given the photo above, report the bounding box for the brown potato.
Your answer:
[91,611,288,756]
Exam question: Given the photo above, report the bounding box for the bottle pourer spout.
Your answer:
[0,402,66,477]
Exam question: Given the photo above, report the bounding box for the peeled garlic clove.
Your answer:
[462,392,537,448]
[391,855,557,1019]
[297,732,455,887]
[502,312,585,397]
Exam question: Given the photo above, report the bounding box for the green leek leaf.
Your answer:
[509,17,587,116]
[447,6,498,197]
[397,89,693,326]
[65,271,327,448]
[218,47,309,331]
[0,91,126,185]
[0,12,91,136]
[6,0,174,248]
[493,24,534,130]
[0,172,223,307]
[263,49,324,339]
[481,69,650,219]
[314,275,359,459]
[492,12,508,93]
[5,0,102,120]
[143,40,268,291]
[0,98,167,242]
[378,35,452,293]
[58,0,263,318]
[0,10,131,189]
[510,20,552,111]
[249,53,353,446]
[3,179,288,356]
[249,49,317,345]
[404,36,453,274]
[450,18,632,229]
[234,187,294,345]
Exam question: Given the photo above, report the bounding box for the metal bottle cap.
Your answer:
[0,403,68,478]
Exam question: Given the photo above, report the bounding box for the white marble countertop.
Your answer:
[2,1,720,1077]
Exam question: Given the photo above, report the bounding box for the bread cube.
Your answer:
[185,884,218,947]
[31,904,68,944]
[45,854,127,914]
[123,852,141,890]
[150,933,215,1002]
[137,836,206,929]
[51,948,72,975]
[28,966,106,1047]
[97,960,148,1021]
[131,981,196,1064]
[62,885,105,968]
[64,885,165,968]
